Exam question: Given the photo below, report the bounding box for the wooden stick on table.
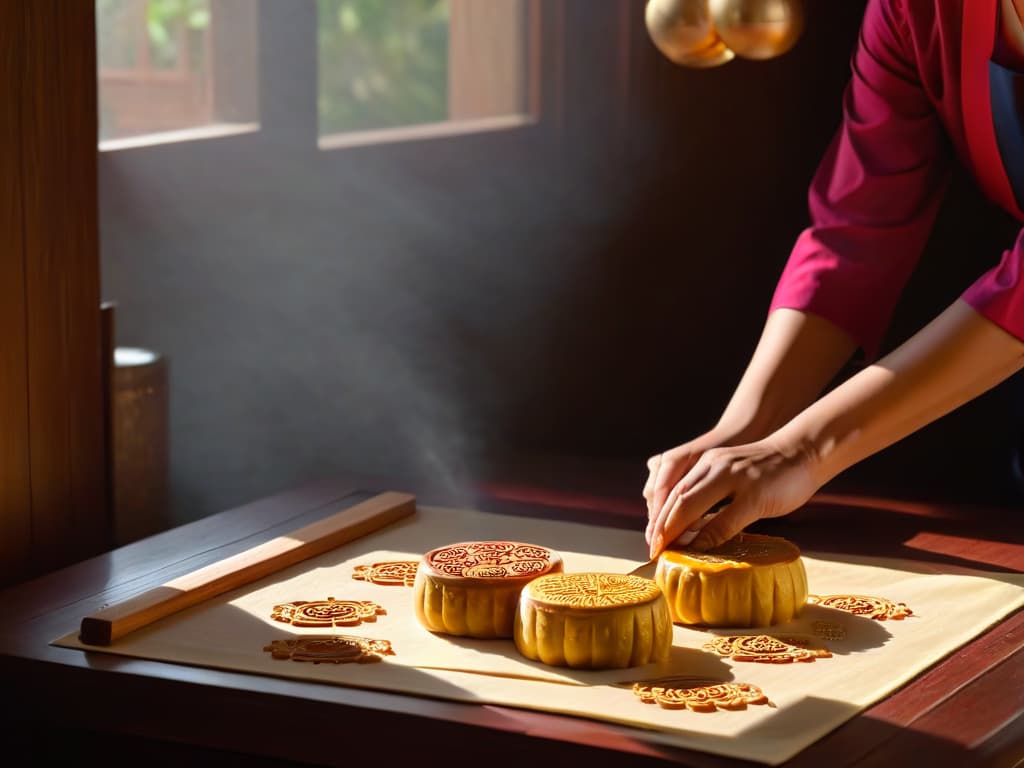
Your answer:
[79,491,416,646]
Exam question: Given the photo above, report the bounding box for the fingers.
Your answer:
[643,455,661,515]
[648,453,672,530]
[668,514,709,548]
[648,490,683,556]
[648,460,726,558]
[670,496,732,547]
[690,496,761,551]
[638,454,671,544]
[643,454,661,545]
[651,449,703,521]
[646,456,713,552]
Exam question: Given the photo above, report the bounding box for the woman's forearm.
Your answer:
[644,307,857,539]
[646,300,1024,555]
[781,299,1024,485]
[717,308,858,441]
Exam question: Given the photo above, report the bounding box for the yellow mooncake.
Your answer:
[413,541,563,638]
[513,572,673,669]
[655,533,808,627]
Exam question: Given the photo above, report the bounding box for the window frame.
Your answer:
[98,0,566,156]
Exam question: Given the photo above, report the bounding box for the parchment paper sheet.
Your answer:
[54,505,1024,765]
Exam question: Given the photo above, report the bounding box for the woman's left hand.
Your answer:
[646,435,821,558]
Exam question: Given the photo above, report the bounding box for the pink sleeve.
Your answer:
[769,0,951,359]
[961,229,1024,341]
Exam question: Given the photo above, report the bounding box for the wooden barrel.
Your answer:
[112,347,169,545]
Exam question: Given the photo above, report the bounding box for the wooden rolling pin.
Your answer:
[80,491,416,646]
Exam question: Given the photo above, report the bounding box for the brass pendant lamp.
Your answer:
[646,0,805,68]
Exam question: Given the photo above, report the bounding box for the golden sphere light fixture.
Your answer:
[672,37,736,68]
[645,0,735,68]
[708,0,805,60]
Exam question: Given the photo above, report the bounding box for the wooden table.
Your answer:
[2,467,1022,767]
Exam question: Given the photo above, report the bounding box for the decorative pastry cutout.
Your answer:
[352,560,419,587]
[704,634,832,663]
[808,594,913,620]
[527,572,662,608]
[632,676,772,712]
[270,598,386,627]
[426,541,559,579]
[263,635,395,664]
[812,620,848,641]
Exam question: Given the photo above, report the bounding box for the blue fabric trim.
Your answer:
[990,58,1024,210]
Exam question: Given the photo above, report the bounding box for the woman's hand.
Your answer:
[643,428,739,548]
[646,435,821,558]
[646,300,1024,560]
[643,309,857,552]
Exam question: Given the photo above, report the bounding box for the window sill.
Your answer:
[317,113,537,151]
[99,122,260,153]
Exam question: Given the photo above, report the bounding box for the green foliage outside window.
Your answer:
[96,0,450,138]
[318,0,450,135]
[96,0,213,141]
[97,0,211,71]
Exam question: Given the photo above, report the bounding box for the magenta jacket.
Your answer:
[770,0,1024,358]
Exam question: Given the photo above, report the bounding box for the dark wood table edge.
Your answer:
[1,470,1021,767]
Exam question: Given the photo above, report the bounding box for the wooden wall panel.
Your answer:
[54,1,109,565]
[0,2,32,585]
[0,1,108,583]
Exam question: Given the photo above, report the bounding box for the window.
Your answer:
[97,0,258,148]
[317,0,532,147]
[97,0,535,151]
[317,0,450,135]
[94,0,563,525]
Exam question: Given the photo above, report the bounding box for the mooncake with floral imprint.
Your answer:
[513,572,672,669]
[413,541,563,638]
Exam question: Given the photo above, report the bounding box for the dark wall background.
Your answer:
[100,0,1024,527]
